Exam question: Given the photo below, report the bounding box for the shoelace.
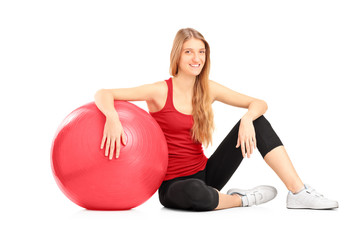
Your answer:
[305,186,324,198]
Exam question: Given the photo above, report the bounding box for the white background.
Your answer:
[1,0,359,239]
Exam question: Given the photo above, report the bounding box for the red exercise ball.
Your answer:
[51,101,168,210]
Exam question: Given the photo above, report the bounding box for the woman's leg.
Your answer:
[214,189,242,210]
[159,177,242,211]
[158,115,292,211]
[263,144,339,210]
[205,115,283,190]
[263,146,304,193]
[205,115,283,209]
[158,171,220,211]
[204,119,244,190]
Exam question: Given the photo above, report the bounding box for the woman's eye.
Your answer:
[184,50,205,54]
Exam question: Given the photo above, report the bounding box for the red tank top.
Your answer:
[149,77,208,181]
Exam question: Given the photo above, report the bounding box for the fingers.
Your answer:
[104,136,111,158]
[121,132,127,146]
[109,138,116,160]
[115,137,121,159]
[246,139,251,158]
[101,118,126,160]
[102,133,126,160]
[236,137,240,148]
[101,134,106,150]
[237,120,257,158]
[253,136,257,150]
[103,135,116,160]
[241,140,246,158]
[239,136,256,158]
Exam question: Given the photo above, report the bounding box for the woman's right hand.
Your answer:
[100,114,127,160]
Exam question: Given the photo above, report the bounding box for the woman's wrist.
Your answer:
[242,112,255,122]
[242,100,267,122]
[105,111,119,120]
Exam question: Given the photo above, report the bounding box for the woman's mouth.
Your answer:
[190,64,200,68]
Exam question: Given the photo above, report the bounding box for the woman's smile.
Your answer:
[190,64,201,68]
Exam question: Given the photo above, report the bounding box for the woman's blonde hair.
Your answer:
[169,28,215,148]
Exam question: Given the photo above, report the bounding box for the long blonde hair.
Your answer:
[169,28,215,148]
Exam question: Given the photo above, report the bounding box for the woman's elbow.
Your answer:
[259,99,268,111]
[94,89,107,98]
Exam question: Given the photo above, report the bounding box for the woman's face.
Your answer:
[178,38,206,77]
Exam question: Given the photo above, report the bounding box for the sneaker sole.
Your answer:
[287,202,339,210]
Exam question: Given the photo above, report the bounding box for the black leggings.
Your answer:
[158,115,283,211]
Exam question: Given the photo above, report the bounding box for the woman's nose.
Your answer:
[193,53,200,62]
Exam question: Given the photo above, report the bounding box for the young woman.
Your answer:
[94,28,338,211]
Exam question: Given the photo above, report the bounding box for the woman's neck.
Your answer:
[172,74,196,95]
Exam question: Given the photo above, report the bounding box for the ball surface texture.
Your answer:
[51,101,168,210]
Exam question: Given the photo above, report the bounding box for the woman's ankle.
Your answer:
[232,193,243,207]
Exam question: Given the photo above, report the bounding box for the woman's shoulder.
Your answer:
[208,79,236,100]
[146,80,168,110]
[208,79,221,88]
[208,79,220,90]
[208,79,219,103]
[151,80,167,94]
[146,78,172,99]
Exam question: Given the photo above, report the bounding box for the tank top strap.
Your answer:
[164,77,174,111]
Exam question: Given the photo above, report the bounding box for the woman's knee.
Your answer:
[253,115,267,127]
[253,115,283,158]
[182,179,219,211]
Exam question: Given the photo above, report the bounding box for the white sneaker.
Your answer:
[287,184,339,209]
[227,185,277,207]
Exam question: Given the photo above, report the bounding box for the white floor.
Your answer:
[2,164,356,240]
[3,190,355,240]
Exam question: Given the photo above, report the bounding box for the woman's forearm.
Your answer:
[242,100,268,121]
[94,89,118,119]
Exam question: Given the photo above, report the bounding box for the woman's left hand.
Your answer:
[236,117,257,158]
